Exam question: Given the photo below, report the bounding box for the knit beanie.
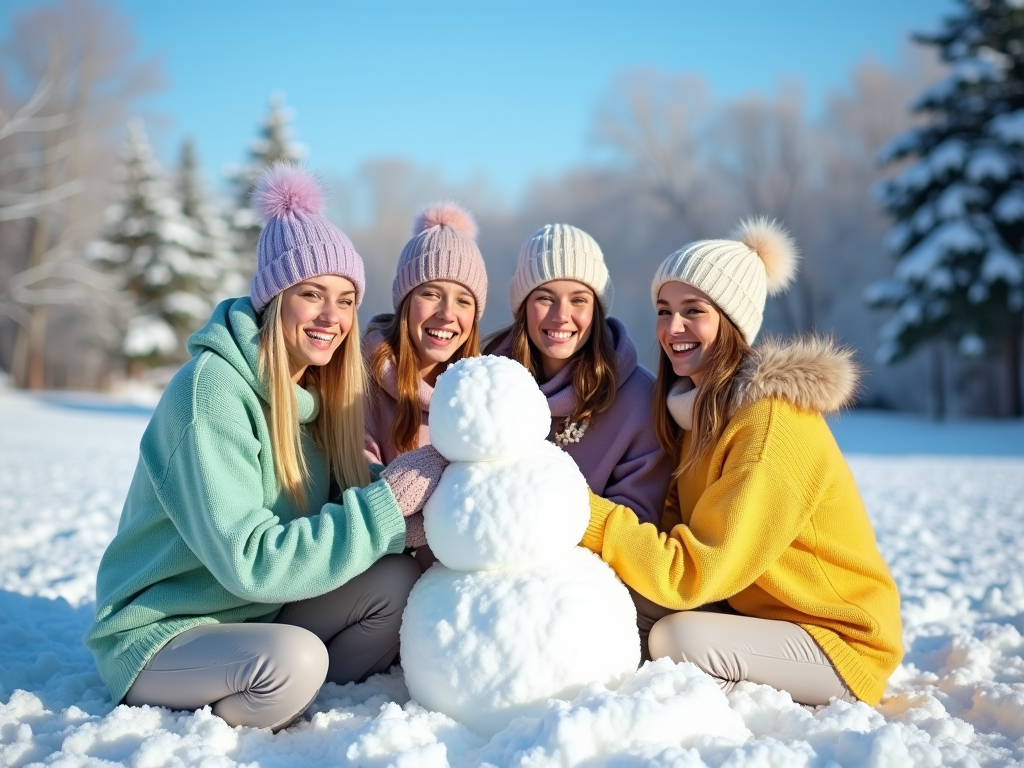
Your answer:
[393,202,488,320]
[249,164,365,312]
[650,217,799,344]
[509,224,613,314]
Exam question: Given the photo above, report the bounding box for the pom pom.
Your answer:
[253,163,324,221]
[414,200,478,240]
[731,216,799,295]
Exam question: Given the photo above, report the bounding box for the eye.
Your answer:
[457,297,474,307]
[302,290,321,300]
[338,299,354,308]
[656,308,669,316]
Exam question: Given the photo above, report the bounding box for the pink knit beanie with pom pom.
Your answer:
[250,163,365,312]
[650,216,800,344]
[393,201,488,320]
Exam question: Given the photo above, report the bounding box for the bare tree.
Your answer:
[594,70,718,235]
[0,0,162,389]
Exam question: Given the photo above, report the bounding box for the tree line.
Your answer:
[1,0,1021,417]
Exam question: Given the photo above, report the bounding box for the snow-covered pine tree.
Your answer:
[175,138,247,303]
[227,93,307,258]
[867,0,1024,416]
[89,119,210,374]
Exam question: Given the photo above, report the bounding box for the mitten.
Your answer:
[404,512,427,549]
[380,444,449,517]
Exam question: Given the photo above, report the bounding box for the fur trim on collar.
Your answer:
[731,335,859,415]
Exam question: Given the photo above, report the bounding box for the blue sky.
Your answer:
[4,0,956,202]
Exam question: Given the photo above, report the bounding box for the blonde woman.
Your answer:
[583,219,902,706]
[85,165,447,731]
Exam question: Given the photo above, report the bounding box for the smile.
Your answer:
[671,342,697,352]
[544,330,575,340]
[425,328,456,341]
[305,329,336,345]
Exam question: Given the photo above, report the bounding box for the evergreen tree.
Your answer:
[90,119,210,373]
[227,93,306,257]
[175,138,247,302]
[867,0,1024,416]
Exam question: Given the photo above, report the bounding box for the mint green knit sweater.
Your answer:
[85,298,407,703]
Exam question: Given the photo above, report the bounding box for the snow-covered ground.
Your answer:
[1,386,1023,767]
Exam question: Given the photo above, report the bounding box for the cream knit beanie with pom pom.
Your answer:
[393,201,488,320]
[650,217,799,344]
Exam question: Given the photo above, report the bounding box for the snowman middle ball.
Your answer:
[424,440,589,571]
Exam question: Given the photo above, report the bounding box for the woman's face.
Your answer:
[524,280,596,381]
[280,275,357,383]
[407,280,477,381]
[656,281,721,387]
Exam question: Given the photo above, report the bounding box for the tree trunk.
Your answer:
[11,215,49,389]
[930,342,946,420]
[1006,313,1023,418]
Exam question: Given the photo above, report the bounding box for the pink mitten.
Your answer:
[404,512,427,549]
[380,445,449,518]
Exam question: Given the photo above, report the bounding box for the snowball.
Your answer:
[400,548,640,737]
[429,356,550,462]
[423,441,589,571]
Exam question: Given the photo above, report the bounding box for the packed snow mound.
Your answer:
[430,356,550,462]
[423,440,589,571]
[400,548,640,737]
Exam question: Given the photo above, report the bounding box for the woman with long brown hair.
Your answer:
[485,224,672,524]
[85,165,446,731]
[582,218,903,706]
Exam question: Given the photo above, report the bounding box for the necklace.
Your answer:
[554,417,588,447]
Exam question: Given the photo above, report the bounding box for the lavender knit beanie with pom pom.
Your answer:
[393,201,488,320]
[250,163,365,312]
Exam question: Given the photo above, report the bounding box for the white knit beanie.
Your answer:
[509,224,613,313]
[650,217,799,344]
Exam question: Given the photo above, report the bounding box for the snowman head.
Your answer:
[430,356,550,462]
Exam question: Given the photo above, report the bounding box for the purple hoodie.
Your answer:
[492,317,672,525]
[362,321,433,466]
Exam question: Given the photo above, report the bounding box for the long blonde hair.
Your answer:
[258,294,371,508]
[654,314,749,475]
[368,295,480,455]
[483,299,617,427]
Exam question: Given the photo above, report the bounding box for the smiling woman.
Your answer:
[84,164,447,733]
[485,223,672,525]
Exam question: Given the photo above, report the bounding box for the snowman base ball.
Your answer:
[400,547,640,737]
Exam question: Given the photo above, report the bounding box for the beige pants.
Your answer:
[632,589,856,705]
[125,554,421,730]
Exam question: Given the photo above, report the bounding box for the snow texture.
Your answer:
[429,356,550,462]
[423,441,589,571]
[3,386,1024,766]
[400,550,640,737]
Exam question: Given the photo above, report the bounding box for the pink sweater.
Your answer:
[492,318,672,525]
[363,323,433,466]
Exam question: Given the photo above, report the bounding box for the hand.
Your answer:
[380,445,449,517]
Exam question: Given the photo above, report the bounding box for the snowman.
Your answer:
[399,355,640,737]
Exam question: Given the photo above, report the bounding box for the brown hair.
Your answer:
[368,295,481,455]
[654,313,749,475]
[483,294,617,426]
[258,294,371,509]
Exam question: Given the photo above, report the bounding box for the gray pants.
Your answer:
[125,554,421,730]
[633,589,856,705]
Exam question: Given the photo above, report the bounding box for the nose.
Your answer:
[435,296,455,321]
[668,312,687,335]
[319,302,341,325]
[550,298,571,322]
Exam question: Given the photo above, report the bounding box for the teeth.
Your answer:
[546,331,574,340]
[306,331,334,342]
[426,329,455,340]
[672,342,697,352]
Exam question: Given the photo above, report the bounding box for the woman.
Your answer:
[486,223,671,524]
[363,202,485,560]
[363,201,486,466]
[85,165,447,731]
[582,218,903,706]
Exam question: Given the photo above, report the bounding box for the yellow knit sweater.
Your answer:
[581,337,903,704]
